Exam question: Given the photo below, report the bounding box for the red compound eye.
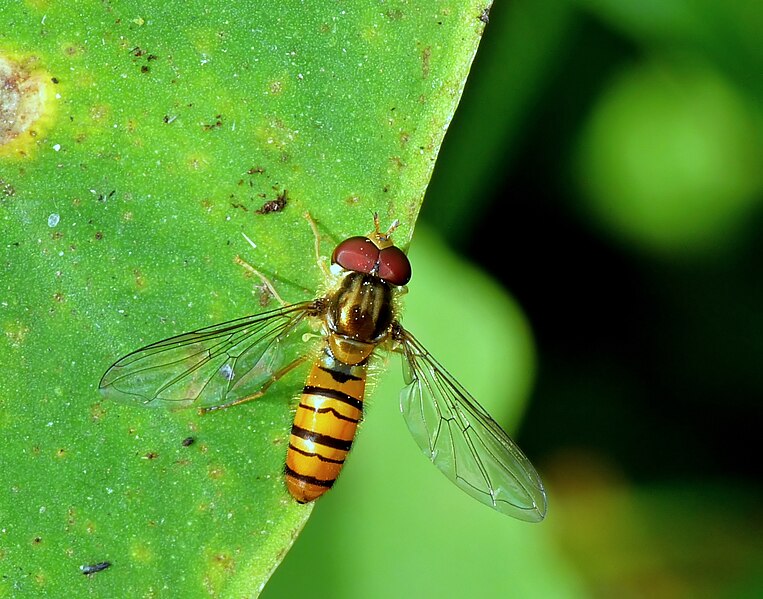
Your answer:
[332,236,380,275]
[378,245,411,286]
[332,235,411,286]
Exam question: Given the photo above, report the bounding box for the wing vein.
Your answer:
[397,328,547,521]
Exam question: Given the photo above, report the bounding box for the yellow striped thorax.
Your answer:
[325,271,395,365]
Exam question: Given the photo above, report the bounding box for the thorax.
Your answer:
[324,271,394,364]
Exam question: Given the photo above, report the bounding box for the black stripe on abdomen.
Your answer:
[297,402,360,423]
[318,364,364,383]
[290,424,354,451]
[288,443,346,464]
[284,464,335,489]
[302,384,363,411]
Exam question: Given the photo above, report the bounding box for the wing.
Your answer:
[397,328,547,521]
[99,301,317,409]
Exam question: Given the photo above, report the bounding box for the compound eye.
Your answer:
[332,236,380,275]
[378,245,411,286]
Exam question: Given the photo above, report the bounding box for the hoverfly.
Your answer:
[99,215,547,521]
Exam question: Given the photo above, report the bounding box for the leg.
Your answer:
[199,354,309,415]
[303,211,331,278]
[234,255,288,307]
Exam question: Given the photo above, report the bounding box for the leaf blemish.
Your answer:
[5,322,30,347]
[208,465,225,479]
[133,269,146,288]
[0,54,55,156]
[421,46,431,79]
[202,114,223,131]
[90,402,106,422]
[255,190,287,215]
[211,553,236,573]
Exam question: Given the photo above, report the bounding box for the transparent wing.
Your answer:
[99,301,317,409]
[397,328,547,521]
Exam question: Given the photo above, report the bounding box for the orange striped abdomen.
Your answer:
[285,348,367,503]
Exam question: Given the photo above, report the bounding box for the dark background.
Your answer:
[420,1,763,594]
[425,1,763,484]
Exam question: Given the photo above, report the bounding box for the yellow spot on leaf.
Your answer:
[0,54,57,158]
[130,542,154,562]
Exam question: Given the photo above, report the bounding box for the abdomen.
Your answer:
[285,347,367,503]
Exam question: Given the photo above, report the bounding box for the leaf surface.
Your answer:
[0,0,490,595]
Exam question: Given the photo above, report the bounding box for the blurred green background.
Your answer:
[266,1,763,597]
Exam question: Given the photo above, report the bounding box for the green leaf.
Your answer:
[1,1,491,596]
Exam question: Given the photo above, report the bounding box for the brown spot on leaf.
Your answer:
[202,114,223,130]
[255,190,287,214]
[63,44,84,57]
[256,282,275,307]
[208,465,225,479]
[90,402,106,422]
[421,46,431,78]
[0,54,53,156]
[212,553,236,574]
